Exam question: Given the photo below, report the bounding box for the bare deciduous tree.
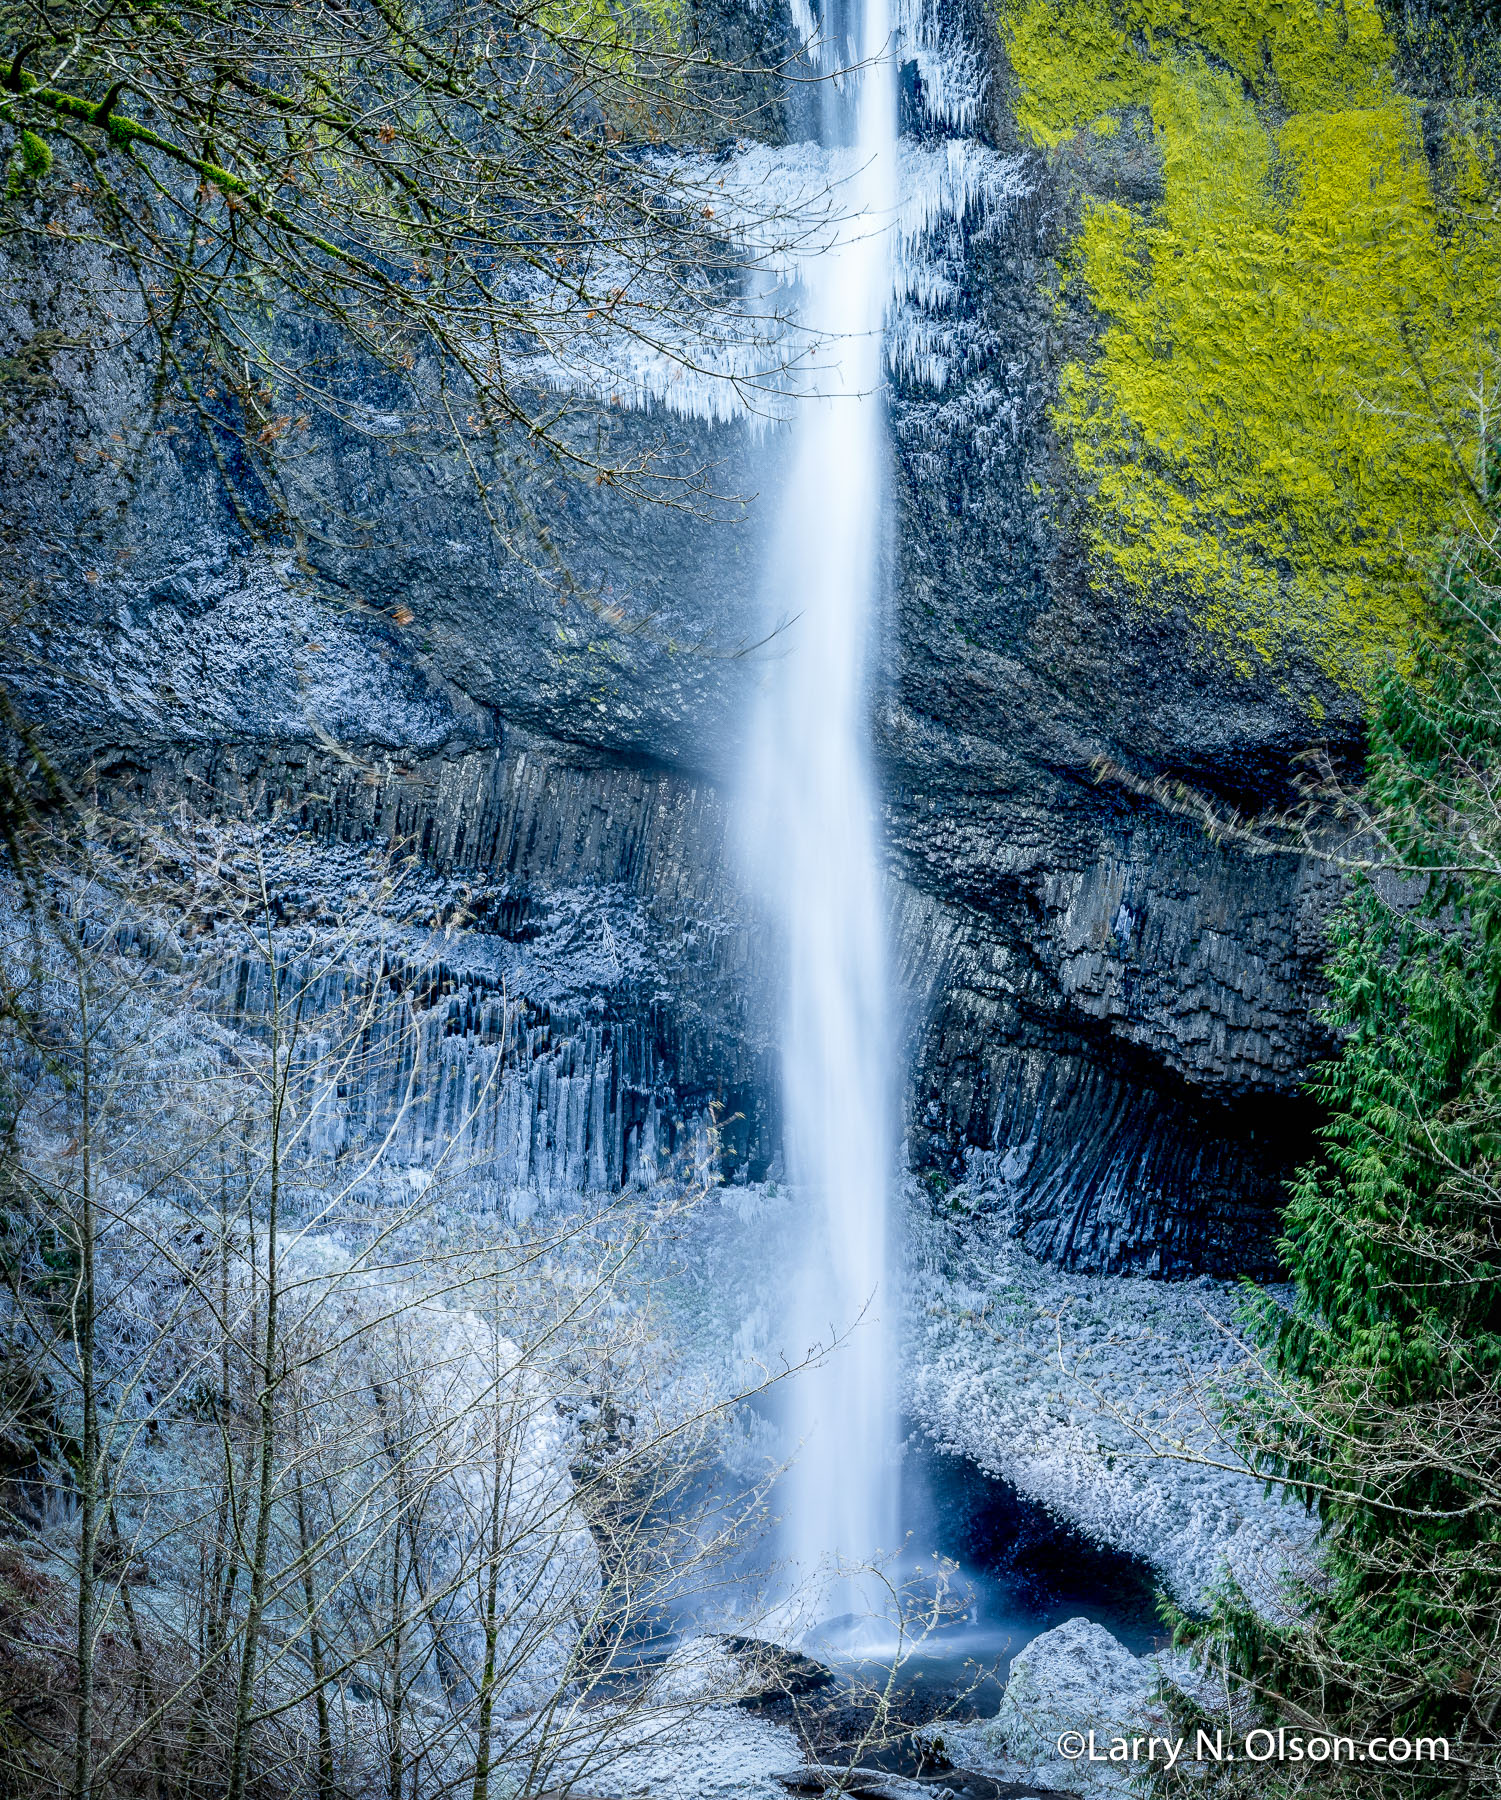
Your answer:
[0,0,822,538]
[0,789,811,1799]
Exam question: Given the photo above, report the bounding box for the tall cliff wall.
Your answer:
[8,0,1470,1278]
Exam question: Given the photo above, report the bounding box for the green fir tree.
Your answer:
[1197,461,1501,1788]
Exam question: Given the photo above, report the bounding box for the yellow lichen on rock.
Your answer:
[1003,0,1500,682]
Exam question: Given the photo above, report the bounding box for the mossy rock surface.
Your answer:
[998,0,1501,685]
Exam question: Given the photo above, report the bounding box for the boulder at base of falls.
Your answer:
[939,1618,1172,1796]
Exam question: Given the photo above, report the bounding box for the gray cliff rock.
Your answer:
[0,0,1348,1277]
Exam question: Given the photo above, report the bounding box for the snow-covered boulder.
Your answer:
[979,1618,1160,1794]
[650,1636,747,1705]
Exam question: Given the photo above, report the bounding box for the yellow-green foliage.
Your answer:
[538,0,684,77]
[1003,0,1501,680]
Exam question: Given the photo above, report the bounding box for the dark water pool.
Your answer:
[903,1427,1163,1651]
[803,1429,1166,1721]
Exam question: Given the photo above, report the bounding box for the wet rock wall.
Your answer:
[0,0,1351,1276]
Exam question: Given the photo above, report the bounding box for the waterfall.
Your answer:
[749,0,900,1627]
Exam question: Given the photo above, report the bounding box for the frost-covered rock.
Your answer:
[774,1765,937,1798]
[928,1619,1232,1797]
[904,1191,1318,1607]
[600,1703,805,1800]
[982,1618,1158,1791]
[650,1636,747,1704]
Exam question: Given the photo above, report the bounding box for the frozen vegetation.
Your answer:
[0,853,783,1799]
[905,1161,1318,1609]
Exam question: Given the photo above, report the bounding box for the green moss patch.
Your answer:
[1004,0,1501,682]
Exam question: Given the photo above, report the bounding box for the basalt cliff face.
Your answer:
[1,0,1376,1280]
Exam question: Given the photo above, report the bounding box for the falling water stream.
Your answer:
[750,0,900,1632]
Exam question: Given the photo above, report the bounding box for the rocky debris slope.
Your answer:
[902,1177,1317,1604]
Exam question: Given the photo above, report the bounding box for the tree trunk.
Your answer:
[295,1463,337,1800]
[71,990,98,1800]
[225,1041,286,1800]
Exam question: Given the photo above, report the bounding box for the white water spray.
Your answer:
[749,0,900,1627]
